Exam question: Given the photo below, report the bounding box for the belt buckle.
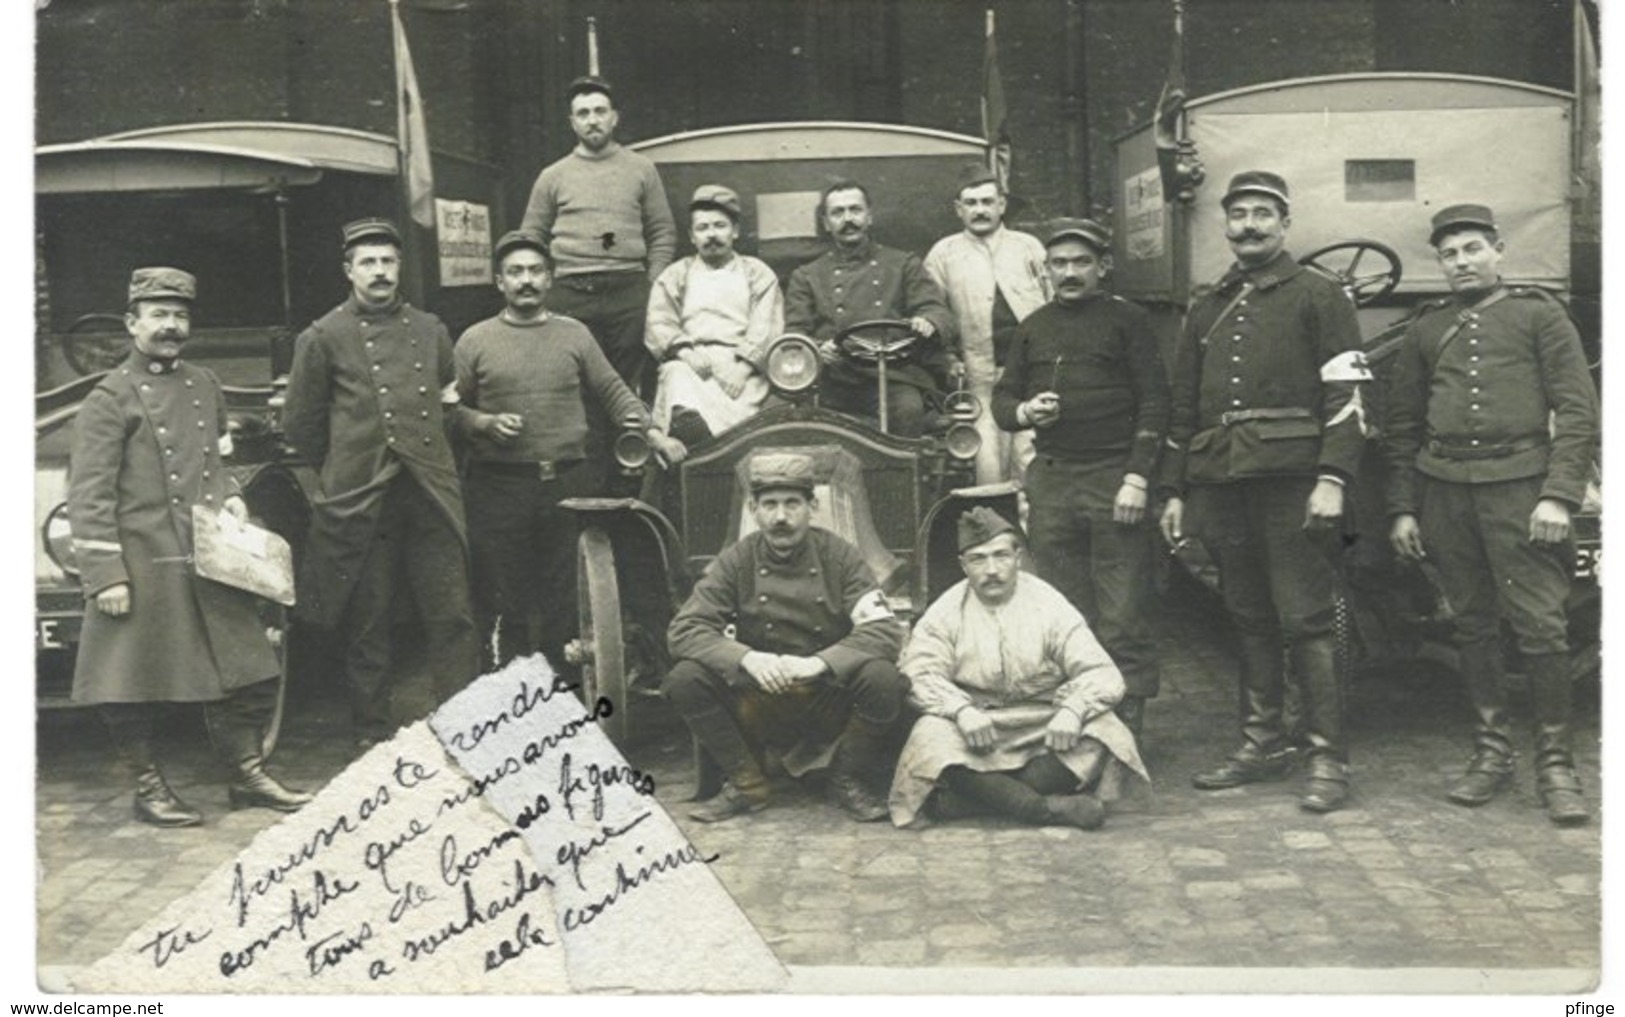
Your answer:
[536,460,557,482]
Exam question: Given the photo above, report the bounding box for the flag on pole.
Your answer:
[1572,0,1600,244]
[1153,0,1188,199]
[981,9,1011,193]
[392,0,435,229]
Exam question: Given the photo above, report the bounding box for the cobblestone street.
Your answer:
[34,594,1603,992]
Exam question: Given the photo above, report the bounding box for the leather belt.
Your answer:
[472,458,580,481]
[556,270,643,293]
[1425,435,1547,461]
[1218,407,1313,427]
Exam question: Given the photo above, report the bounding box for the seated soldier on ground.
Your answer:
[663,451,909,823]
[889,507,1148,829]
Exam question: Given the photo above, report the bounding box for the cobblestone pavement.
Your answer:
[35,597,1603,989]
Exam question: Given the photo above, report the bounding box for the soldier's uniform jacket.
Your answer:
[68,351,279,703]
[1161,250,1366,494]
[784,239,957,387]
[667,528,905,683]
[1383,284,1598,515]
[282,296,468,625]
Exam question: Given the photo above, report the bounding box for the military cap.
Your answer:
[341,217,403,251]
[690,184,742,220]
[748,452,817,495]
[954,163,1001,197]
[493,228,550,265]
[1044,217,1112,254]
[566,75,614,103]
[957,505,1018,553]
[1428,203,1498,247]
[1221,170,1291,210]
[127,267,196,306]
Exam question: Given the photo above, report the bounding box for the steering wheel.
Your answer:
[1299,240,1403,307]
[833,319,919,365]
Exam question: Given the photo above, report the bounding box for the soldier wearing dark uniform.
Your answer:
[992,218,1169,735]
[663,452,909,823]
[69,268,312,827]
[283,218,479,747]
[1158,171,1369,813]
[784,180,956,437]
[1384,204,1599,825]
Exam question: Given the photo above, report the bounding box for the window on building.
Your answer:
[1345,159,1416,202]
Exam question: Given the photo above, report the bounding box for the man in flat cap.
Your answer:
[1384,204,1599,824]
[1158,171,1368,813]
[924,166,1050,483]
[645,184,784,445]
[521,75,677,397]
[889,507,1147,829]
[664,451,909,822]
[785,179,956,437]
[284,218,478,747]
[454,228,685,668]
[992,218,1168,736]
[69,267,311,826]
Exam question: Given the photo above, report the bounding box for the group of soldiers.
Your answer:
[66,75,1597,834]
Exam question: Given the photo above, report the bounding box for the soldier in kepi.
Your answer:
[1384,204,1599,825]
[1158,171,1370,813]
[68,268,312,826]
[283,218,480,749]
[663,452,909,823]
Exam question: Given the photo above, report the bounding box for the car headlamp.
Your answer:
[944,390,982,422]
[764,334,821,396]
[944,422,981,461]
[614,429,652,471]
[42,503,79,577]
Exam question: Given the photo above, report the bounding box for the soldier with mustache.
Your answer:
[1157,171,1370,813]
[1384,204,1598,825]
[452,229,685,669]
[645,185,784,445]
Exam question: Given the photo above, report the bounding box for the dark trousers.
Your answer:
[344,473,478,740]
[100,678,278,767]
[1026,455,1161,698]
[1188,477,1346,760]
[545,271,653,396]
[819,361,929,437]
[465,458,608,671]
[663,656,908,755]
[1418,474,1574,654]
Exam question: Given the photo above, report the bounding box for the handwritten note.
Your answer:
[74,656,786,993]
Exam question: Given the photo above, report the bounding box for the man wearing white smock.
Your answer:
[645,184,783,445]
[923,168,1049,483]
[889,506,1147,829]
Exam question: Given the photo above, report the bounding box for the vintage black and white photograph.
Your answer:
[20,0,1609,1002]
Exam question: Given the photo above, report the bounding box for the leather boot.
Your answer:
[1447,639,1515,806]
[102,705,203,828]
[945,768,1102,829]
[827,715,893,822]
[206,687,313,813]
[684,707,770,823]
[1527,651,1590,826]
[1115,694,1146,737]
[1294,633,1351,813]
[1194,632,1293,789]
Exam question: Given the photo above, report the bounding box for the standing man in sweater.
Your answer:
[991,219,1169,735]
[455,229,686,668]
[520,75,678,397]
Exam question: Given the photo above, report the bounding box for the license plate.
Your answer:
[1574,543,1601,581]
[37,615,81,650]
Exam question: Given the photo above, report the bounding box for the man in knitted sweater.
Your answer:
[454,229,685,669]
[520,75,677,398]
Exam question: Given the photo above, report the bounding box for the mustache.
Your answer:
[516,285,541,295]
[1227,229,1268,242]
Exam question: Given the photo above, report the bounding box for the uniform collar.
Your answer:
[830,237,877,263]
[1221,249,1301,292]
[346,294,406,319]
[1451,280,1506,307]
[129,349,181,375]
